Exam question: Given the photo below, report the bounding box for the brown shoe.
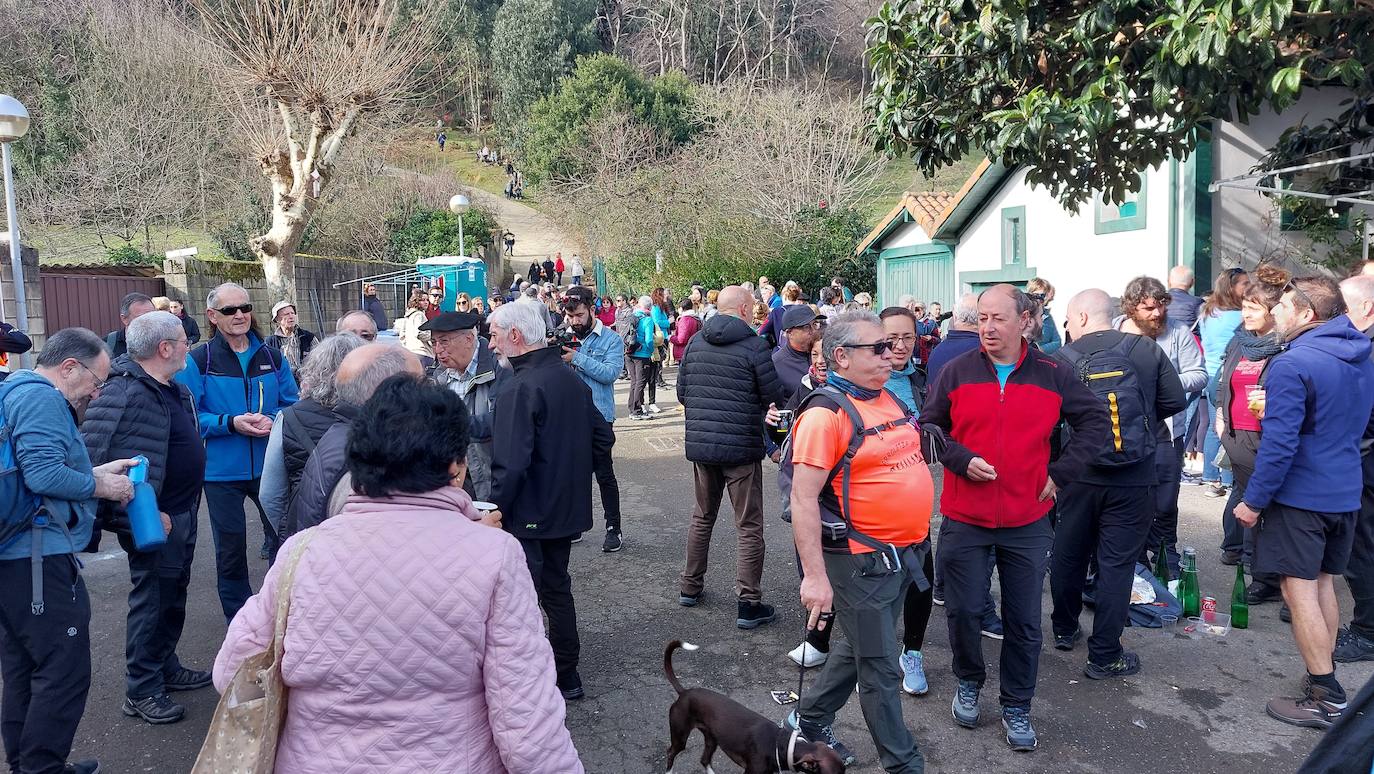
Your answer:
[1266,684,1346,729]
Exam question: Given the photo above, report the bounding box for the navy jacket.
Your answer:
[1244,317,1374,513]
[925,330,981,384]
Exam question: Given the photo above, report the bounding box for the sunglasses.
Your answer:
[428,292,443,298]
[842,340,894,355]
[214,303,253,316]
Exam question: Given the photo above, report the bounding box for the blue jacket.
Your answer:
[570,320,624,423]
[0,371,97,559]
[925,330,981,384]
[176,332,298,482]
[1244,317,1374,513]
[631,311,657,360]
[1200,309,1242,378]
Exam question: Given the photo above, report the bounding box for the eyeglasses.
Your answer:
[842,341,894,355]
[162,337,189,348]
[213,303,253,316]
[77,361,107,390]
[886,334,917,346]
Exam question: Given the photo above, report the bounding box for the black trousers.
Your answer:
[117,509,197,699]
[518,537,580,689]
[939,517,1052,709]
[1347,481,1374,641]
[1051,483,1154,666]
[593,437,621,532]
[0,556,91,774]
[1141,436,1185,574]
[627,358,654,413]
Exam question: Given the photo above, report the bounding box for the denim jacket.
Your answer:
[570,320,623,423]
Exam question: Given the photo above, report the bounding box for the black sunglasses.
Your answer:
[214,303,253,316]
[842,340,894,355]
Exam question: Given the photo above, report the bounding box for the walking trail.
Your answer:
[463,187,580,286]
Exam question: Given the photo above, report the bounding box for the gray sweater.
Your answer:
[1113,315,1207,438]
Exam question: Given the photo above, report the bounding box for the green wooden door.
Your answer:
[877,244,955,307]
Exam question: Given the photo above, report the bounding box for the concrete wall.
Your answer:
[0,242,44,365]
[1212,89,1356,271]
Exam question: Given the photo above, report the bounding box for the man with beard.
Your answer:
[1114,276,1208,573]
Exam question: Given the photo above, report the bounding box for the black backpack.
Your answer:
[1058,336,1156,467]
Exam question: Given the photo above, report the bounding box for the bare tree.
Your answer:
[187,0,440,301]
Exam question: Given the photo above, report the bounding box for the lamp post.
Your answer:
[448,193,470,257]
[0,95,31,358]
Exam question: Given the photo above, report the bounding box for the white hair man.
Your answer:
[487,297,614,701]
[83,311,214,724]
[626,295,660,418]
[336,310,378,341]
[1166,265,1203,329]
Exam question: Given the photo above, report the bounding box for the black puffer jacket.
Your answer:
[279,398,352,495]
[82,356,200,533]
[284,418,351,539]
[677,314,785,466]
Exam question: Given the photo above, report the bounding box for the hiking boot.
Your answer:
[1280,603,1292,623]
[1333,627,1374,663]
[1246,581,1282,605]
[679,590,702,607]
[1084,651,1142,680]
[787,642,828,668]
[783,711,857,766]
[900,650,928,696]
[737,600,777,630]
[163,667,212,692]
[63,762,100,774]
[1220,550,1243,566]
[1001,706,1039,751]
[601,528,622,553]
[981,612,1004,640]
[1266,684,1347,730]
[951,679,981,728]
[1053,627,1082,652]
[122,694,185,725]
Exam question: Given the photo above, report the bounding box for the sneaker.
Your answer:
[1280,603,1292,623]
[1266,685,1347,729]
[932,587,945,607]
[1053,627,1083,651]
[163,667,212,692]
[601,528,622,553]
[951,679,981,728]
[1220,550,1243,566]
[1204,483,1228,498]
[737,599,777,630]
[646,403,661,414]
[1334,628,1374,663]
[1084,651,1142,680]
[981,612,1004,640]
[122,694,185,725]
[783,710,858,766]
[1246,581,1283,605]
[1001,706,1039,751]
[679,590,702,607]
[900,650,928,695]
[787,642,828,668]
[571,533,584,544]
[63,762,100,774]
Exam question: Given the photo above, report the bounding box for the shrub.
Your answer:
[106,244,160,265]
[385,206,499,263]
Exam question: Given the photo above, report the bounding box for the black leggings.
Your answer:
[803,549,934,653]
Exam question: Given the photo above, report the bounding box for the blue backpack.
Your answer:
[0,378,59,615]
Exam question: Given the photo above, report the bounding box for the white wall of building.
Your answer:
[952,164,1174,304]
[880,219,934,250]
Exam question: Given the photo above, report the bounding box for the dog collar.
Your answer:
[775,728,801,771]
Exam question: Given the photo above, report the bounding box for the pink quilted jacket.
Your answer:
[213,488,584,773]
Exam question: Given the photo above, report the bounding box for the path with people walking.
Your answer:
[461,186,579,286]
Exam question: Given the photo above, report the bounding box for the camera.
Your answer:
[549,327,582,349]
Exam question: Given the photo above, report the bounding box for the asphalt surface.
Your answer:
[32,365,1371,773]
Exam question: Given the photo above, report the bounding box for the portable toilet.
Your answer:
[416,255,486,312]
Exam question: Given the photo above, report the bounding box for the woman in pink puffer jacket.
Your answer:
[213,376,583,773]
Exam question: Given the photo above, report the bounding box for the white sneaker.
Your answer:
[647,403,661,414]
[787,642,828,668]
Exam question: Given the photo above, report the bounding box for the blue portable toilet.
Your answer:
[416,256,486,311]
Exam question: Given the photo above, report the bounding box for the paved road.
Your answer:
[45,367,1370,772]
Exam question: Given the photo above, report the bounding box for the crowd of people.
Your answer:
[2,255,1374,773]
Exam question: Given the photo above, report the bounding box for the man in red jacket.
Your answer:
[920,284,1109,752]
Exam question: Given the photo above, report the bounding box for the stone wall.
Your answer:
[0,243,45,364]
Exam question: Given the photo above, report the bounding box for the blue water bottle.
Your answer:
[126,456,166,551]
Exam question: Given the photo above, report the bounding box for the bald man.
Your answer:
[1167,265,1203,329]
[1336,275,1374,662]
[677,284,786,630]
[1049,289,1186,680]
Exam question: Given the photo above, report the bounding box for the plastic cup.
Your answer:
[471,500,497,514]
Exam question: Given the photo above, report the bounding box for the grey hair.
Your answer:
[207,282,249,310]
[298,333,365,407]
[522,285,540,298]
[36,327,108,368]
[337,345,417,406]
[1342,275,1374,307]
[821,310,883,370]
[120,292,154,318]
[126,311,185,361]
[953,293,979,326]
[335,310,377,335]
[897,294,915,307]
[638,295,652,310]
[489,298,551,347]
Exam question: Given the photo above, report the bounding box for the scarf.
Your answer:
[885,362,919,413]
[1237,328,1284,361]
[827,372,881,401]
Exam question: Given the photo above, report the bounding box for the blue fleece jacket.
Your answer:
[0,371,97,559]
[1243,317,1374,513]
[175,332,298,482]
[630,311,657,360]
[1200,309,1242,377]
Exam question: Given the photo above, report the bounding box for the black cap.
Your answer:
[419,312,481,332]
[782,305,823,330]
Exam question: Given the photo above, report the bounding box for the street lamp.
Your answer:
[0,94,31,355]
[448,193,470,257]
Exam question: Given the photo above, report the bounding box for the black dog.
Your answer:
[664,640,846,774]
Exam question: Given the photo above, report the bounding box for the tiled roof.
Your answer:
[906,191,956,232]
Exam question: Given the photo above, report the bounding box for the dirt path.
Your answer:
[463,186,579,287]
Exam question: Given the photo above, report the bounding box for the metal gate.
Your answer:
[41,273,167,336]
[877,244,955,308]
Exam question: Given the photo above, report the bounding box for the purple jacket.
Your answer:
[213,487,583,773]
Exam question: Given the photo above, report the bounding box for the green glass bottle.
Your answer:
[1181,547,1201,618]
[1231,563,1249,629]
[1153,540,1171,584]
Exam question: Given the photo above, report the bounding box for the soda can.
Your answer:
[1201,596,1217,622]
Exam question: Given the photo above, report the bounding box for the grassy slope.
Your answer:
[856,155,984,224]
[33,225,224,266]
[390,130,541,207]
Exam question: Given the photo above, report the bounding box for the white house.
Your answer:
[859,90,1367,308]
